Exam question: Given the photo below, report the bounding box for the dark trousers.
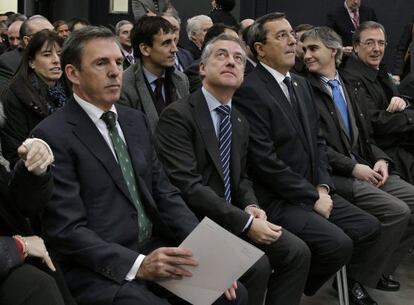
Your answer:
[241,229,310,305]
[271,194,381,296]
[0,264,65,305]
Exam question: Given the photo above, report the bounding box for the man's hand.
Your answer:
[386,97,407,113]
[136,247,198,281]
[373,160,389,187]
[224,281,238,301]
[352,164,383,186]
[314,191,333,219]
[18,139,54,173]
[245,205,267,220]
[247,218,282,245]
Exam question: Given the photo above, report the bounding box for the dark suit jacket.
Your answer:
[326,5,377,46]
[31,98,198,305]
[0,161,53,280]
[233,64,333,232]
[0,48,24,94]
[308,72,390,197]
[131,0,172,21]
[176,47,194,71]
[155,89,256,235]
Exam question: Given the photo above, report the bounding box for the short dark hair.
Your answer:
[215,0,236,11]
[61,26,116,71]
[131,16,175,58]
[202,23,238,50]
[53,20,67,30]
[352,21,387,46]
[249,12,286,58]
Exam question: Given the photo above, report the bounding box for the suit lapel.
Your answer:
[230,110,243,188]
[257,65,311,154]
[191,90,224,181]
[68,100,134,205]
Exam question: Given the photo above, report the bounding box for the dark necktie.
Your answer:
[216,105,232,204]
[283,76,299,114]
[126,54,135,65]
[327,79,351,135]
[101,111,152,243]
[153,78,166,114]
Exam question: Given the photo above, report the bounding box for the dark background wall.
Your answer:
[19,0,412,67]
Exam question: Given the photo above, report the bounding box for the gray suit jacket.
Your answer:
[120,59,189,133]
[131,0,173,21]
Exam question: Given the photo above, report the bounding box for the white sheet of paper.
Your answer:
[156,217,264,305]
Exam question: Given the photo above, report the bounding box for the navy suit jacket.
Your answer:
[31,98,198,305]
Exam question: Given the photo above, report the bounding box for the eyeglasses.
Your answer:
[359,39,387,48]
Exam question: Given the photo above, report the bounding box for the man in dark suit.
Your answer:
[115,20,136,71]
[233,13,380,300]
[302,26,414,302]
[156,34,311,305]
[341,21,414,184]
[120,16,189,134]
[32,26,247,305]
[162,13,194,71]
[326,0,377,52]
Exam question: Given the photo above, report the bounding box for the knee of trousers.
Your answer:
[251,255,272,281]
[322,234,354,268]
[354,215,382,244]
[234,281,249,305]
[285,237,312,269]
[387,199,411,226]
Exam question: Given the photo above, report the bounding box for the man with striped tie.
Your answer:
[156,33,311,305]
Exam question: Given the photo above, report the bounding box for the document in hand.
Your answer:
[156,217,264,305]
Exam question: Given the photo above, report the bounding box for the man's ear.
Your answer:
[199,62,206,78]
[254,42,265,59]
[65,64,80,86]
[139,43,151,57]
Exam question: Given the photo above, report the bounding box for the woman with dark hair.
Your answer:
[1,29,69,166]
[208,0,238,28]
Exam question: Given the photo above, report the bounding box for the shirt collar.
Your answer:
[120,47,134,57]
[320,71,341,85]
[73,93,118,124]
[202,87,232,113]
[142,66,165,84]
[260,62,291,86]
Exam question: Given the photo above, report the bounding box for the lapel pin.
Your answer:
[293,81,298,87]
[237,117,242,123]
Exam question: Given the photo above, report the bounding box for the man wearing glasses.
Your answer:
[233,12,380,299]
[341,21,414,188]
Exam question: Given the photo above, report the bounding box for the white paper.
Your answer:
[157,217,264,305]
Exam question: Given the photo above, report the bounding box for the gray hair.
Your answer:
[115,20,133,36]
[248,12,286,58]
[186,15,212,40]
[300,26,344,67]
[352,21,387,46]
[61,26,119,71]
[200,33,246,67]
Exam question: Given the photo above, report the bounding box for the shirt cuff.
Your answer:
[242,215,254,233]
[125,254,146,281]
[317,184,330,194]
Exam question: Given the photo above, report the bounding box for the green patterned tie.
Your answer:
[101,111,152,243]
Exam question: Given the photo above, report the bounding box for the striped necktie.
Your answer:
[216,105,232,203]
[101,111,152,243]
